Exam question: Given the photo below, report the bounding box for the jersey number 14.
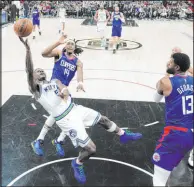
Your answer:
[182,95,193,115]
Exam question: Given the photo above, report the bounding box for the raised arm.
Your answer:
[19,37,37,94]
[41,35,67,58]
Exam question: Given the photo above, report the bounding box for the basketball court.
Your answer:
[2,18,193,186]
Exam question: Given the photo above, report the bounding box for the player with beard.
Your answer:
[152,53,193,186]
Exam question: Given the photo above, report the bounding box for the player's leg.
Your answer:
[97,22,106,47]
[56,109,94,184]
[111,26,119,54]
[152,128,193,186]
[188,148,193,168]
[71,139,96,184]
[31,115,56,156]
[116,27,122,50]
[97,115,142,142]
[32,22,36,39]
[153,165,171,186]
[61,21,65,35]
[37,20,41,36]
[52,130,66,157]
[78,105,142,142]
[59,17,65,35]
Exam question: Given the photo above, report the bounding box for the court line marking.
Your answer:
[71,78,156,90]
[7,157,153,186]
[144,121,159,127]
[31,103,37,110]
[42,115,49,119]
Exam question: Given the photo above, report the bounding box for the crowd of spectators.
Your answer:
[1,1,193,24]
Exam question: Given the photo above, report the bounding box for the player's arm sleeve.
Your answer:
[154,77,172,103]
[154,79,164,103]
[76,59,83,83]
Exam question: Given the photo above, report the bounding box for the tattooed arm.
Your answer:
[19,37,38,94]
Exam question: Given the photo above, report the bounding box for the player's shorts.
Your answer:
[55,103,101,148]
[97,21,107,32]
[152,126,193,171]
[33,19,40,26]
[112,25,122,37]
[60,16,65,23]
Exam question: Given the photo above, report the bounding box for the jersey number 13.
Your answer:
[182,95,193,115]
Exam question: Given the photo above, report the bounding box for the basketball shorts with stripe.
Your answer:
[56,105,101,148]
[152,126,193,171]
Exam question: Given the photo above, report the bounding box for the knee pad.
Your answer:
[107,121,117,132]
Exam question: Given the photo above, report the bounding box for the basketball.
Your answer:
[14,18,33,37]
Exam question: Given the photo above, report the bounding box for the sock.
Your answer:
[38,28,41,32]
[57,131,66,142]
[37,125,49,140]
[117,128,125,136]
[33,31,35,37]
[113,44,116,50]
[76,158,83,165]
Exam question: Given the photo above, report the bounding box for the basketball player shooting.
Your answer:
[94,4,110,47]
[32,5,41,39]
[152,53,193,186]
[111,5,125,54]
[19,37,142,184]
[31,35,84,157]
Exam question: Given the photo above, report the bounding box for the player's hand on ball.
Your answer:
[58,34,67,44]
[77,82,85,92]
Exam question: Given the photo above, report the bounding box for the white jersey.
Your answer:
[59,8,66,18]
[97,10,107,22]
[36,80,71,117]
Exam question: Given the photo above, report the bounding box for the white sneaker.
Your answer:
[188,149,193,168]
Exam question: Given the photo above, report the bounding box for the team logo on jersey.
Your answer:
[69,129,77,138]
[153,153,160,162]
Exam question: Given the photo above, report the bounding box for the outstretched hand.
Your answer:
[58,34,68,44]
[76,83,85,92]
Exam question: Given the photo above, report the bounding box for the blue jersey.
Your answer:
[32,9,39,20]
[165,75,193,129]
[112,12,122,27]
[51,52,78,86]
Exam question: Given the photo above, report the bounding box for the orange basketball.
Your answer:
[14,18,33,37]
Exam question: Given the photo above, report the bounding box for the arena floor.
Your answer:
[2,18,193,186]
